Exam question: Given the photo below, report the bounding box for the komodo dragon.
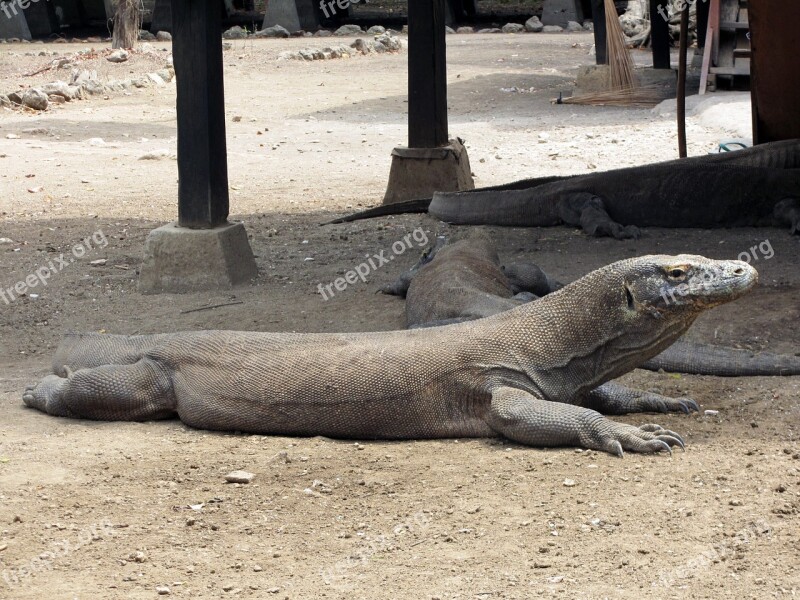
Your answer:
[328,139,800,239]
[25,255,757,456]
[386,233,800,376]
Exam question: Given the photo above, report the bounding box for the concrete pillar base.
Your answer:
[138,221,258,294]
[383,138,474,205]
[541,0,583,27]
[262,0,320,32]
[0,6,32,40]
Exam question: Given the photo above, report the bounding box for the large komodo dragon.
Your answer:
[25,255,758,456]
[385,233,800,377]
[329,139,800,239]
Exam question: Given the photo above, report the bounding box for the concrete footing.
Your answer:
[383,138,474,205]
[262,0,320,32]
[0,5,32,40]
[541,0,582,27]
[138,221,258,294]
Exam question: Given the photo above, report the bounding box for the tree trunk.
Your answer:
[112,0,142,49]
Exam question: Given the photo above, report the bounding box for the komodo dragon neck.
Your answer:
[477,261,697,400]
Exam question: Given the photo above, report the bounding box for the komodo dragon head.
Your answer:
[526,254,759,385]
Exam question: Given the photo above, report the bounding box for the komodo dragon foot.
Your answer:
[23,374,71,417]
[584,382,699,415]
[488,386,686,457]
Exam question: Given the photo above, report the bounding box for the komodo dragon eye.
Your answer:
[666,267,687,281]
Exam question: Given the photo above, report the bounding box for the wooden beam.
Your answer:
[650,0,671,69]
[171,0,229,228]
[591,0,607,65]
[407,0,448,148]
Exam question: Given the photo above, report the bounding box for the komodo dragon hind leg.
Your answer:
[23,359,175,421]
[558,193,641,240]
[486,386,685,456]
[774,198,800,235]
[583,382,699,415]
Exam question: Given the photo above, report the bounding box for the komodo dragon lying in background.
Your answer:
[384,233,800,377]
[25,255,758,456]
[329,139,800,239]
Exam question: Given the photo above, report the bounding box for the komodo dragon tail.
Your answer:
[324,175,575,224]
[642,339,800,376]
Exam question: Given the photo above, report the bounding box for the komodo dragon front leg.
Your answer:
[558,193,641,240]
[486,386,685,456]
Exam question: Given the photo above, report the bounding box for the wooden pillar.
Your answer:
[591,0,607,65]
[171,0,229,228]
[407,0,448,148]
[749,1,800,143]
[650,0,671,69]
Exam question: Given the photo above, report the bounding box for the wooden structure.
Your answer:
[749,0,800,143]
[699,0,751,94]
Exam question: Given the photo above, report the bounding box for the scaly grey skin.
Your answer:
[392,234,800,376]
[24,256,757,456]
[328,139,800,238]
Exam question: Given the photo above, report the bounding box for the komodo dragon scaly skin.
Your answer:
[391,233,800,376]
[328,139,800,239]
[24,256,756,456]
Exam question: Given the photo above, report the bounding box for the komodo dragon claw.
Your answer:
[594,422,686,457]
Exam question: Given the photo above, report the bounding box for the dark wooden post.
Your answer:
[650,0,671,68]
[171,0,229,228]
[407,0,448,148]
[591,0,607,65]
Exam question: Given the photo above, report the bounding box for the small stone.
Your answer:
[89,259,107,266]
[253,565,263,572]
[314,29,332,37]
[565,21,583,32]
[367,25,386,35]
[542,25,564,33]
[222,583,234,591]
[106,49,129,63]
[5,134,19,139]
[225,470,255,484]
[156,586,170,595]
[704,409,719,416]
[266,587,280,593]
[21,89,48,111]
[502,23,525,34]
[524,16,543,32]
[563,479,576,487]
[223,26,248,39]
[156,31,172,41]
[583,19,594,31]
[131,551,147,563]
[139,30,156,41]
[334,24,363,36]
[444,26,455,34]
[729,499,743,506]
[456,27,474,34]
[0,238,14,244]
[476,28,502,34]
[254,25,289,38]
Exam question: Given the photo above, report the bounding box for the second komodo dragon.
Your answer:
[25,255,757,456]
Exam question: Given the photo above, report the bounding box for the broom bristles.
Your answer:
[560,84,671,107]
[604,0,636,91]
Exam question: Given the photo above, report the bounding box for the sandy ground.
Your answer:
[0,32,798,600]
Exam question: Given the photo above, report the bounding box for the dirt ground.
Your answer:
[0,32,798,600]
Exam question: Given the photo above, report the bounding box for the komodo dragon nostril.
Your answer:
[733,268,745,276]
